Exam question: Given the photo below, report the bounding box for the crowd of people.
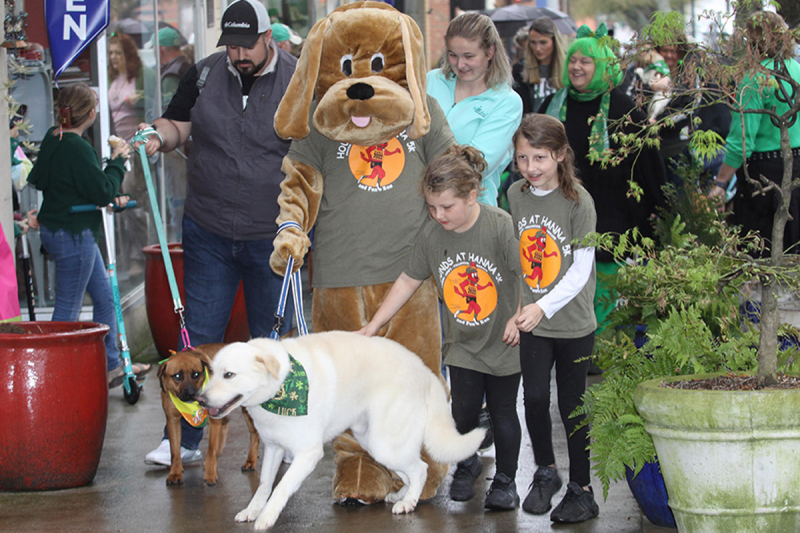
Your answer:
[8,0,800,526]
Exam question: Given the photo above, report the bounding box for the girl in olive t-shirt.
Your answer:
[507,114,599,523]
[359,145,523,510]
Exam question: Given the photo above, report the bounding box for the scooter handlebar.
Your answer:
[69,200,138,213]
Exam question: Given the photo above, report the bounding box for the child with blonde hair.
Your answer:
[360,145,523,510]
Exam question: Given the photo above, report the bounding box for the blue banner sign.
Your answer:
[45,0,109,81]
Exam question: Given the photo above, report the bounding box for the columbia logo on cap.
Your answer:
[217,0,270,49]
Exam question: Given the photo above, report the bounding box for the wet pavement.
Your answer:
[0,275,676,532]
[0,364,676,533]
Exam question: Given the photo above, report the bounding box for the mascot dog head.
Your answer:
[274,1,430,146]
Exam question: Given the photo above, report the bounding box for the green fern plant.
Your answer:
[575,213,800,498]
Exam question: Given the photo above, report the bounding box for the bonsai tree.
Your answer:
[576,1,800,496]
[652,5,799,386]
[596,1,800,386]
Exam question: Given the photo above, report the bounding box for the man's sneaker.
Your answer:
[449,454,483,501]
[550,482,600,523]
[478,406,494,451]
[522,466,563,514]
[144,439,203,466]
[484,473,520,510]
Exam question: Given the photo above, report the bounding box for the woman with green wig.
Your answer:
[540,23,666,334]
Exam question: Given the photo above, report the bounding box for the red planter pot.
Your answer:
[0,322,110,491]
[143,243,250,359]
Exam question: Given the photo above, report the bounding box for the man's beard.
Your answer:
[234,57,267,76]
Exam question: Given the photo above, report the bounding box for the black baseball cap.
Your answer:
[217,0,271,48]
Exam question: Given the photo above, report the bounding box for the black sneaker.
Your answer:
[449,454,483,501]
[484,473,520,510]
[522,466,563,514]
[550,482,599,523]
[478,406,493,451]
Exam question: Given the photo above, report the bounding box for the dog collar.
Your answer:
[261,353,308,417]
[168,368,209,428]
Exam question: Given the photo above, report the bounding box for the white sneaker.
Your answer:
[144,439,203,466]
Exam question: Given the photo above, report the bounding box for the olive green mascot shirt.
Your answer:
[405,205,522,376]
[286,96,455,288]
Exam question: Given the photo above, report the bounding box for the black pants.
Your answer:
[520,332,594,487]
[449,366,521,480]
[732,152,800,257]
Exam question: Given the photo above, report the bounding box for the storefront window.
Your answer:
[12,0,200,316]
[104,0,197,294]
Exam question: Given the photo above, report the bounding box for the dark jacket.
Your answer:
[541,87,667,262]
[182,49,297,241]
[28,128,124,236]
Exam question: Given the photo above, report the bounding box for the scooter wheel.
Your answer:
[123,376,141,405]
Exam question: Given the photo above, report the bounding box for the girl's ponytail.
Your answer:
[58,105,72,129]
[423,144,487,199]
[55,83,95,134]
[458,145,488,175]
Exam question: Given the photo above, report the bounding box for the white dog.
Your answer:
[198,331,485,530]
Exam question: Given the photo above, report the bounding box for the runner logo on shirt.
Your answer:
[519,225,563,292]
[439,257,499,326]
[343,137,406,192]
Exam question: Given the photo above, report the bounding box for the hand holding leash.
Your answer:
[271,222,309,340]
[270,224,310,275]
[133,123,164,156]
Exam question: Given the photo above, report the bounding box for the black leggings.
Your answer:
[449,366,521,480]
[520,332,594,487]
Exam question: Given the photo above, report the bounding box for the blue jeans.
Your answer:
[40,226,120,371]
[169,216,294,449]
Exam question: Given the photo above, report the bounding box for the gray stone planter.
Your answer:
[634,374,800,532]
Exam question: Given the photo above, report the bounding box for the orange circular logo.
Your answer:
[349,139,406,189]
[519,227,561,289]
[442,262,498,323]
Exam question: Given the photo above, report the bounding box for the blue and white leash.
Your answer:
[271,221,309,340]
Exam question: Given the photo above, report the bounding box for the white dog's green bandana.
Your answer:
[261,354,308,416]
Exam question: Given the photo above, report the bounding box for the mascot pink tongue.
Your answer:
[270,1,456,506]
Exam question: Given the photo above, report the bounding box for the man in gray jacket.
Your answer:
[138,0,297,466]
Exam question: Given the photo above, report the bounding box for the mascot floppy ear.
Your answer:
[274,17,330,141]
[399,12,430,140]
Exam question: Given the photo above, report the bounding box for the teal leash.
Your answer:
[132,127,193,349]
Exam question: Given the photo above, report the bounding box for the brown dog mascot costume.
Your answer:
[270,2,456,504]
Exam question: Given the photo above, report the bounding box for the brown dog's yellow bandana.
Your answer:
[261,354,308,417]
[168,368,209,428]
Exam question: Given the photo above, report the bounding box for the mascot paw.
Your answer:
[419,447,450,501]
[333,454,400,504]
[270,226,310,276]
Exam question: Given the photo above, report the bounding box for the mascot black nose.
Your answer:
[347,83,374,101]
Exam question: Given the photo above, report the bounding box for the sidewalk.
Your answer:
[0,358,675,533]
[0,273,675,532]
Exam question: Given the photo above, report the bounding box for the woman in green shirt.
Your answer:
[709,11,800,256]
[27,83,149,386]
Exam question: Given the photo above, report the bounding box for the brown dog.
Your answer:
[158,344,260,485]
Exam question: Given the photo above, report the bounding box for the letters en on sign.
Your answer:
[45,0,109,81]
